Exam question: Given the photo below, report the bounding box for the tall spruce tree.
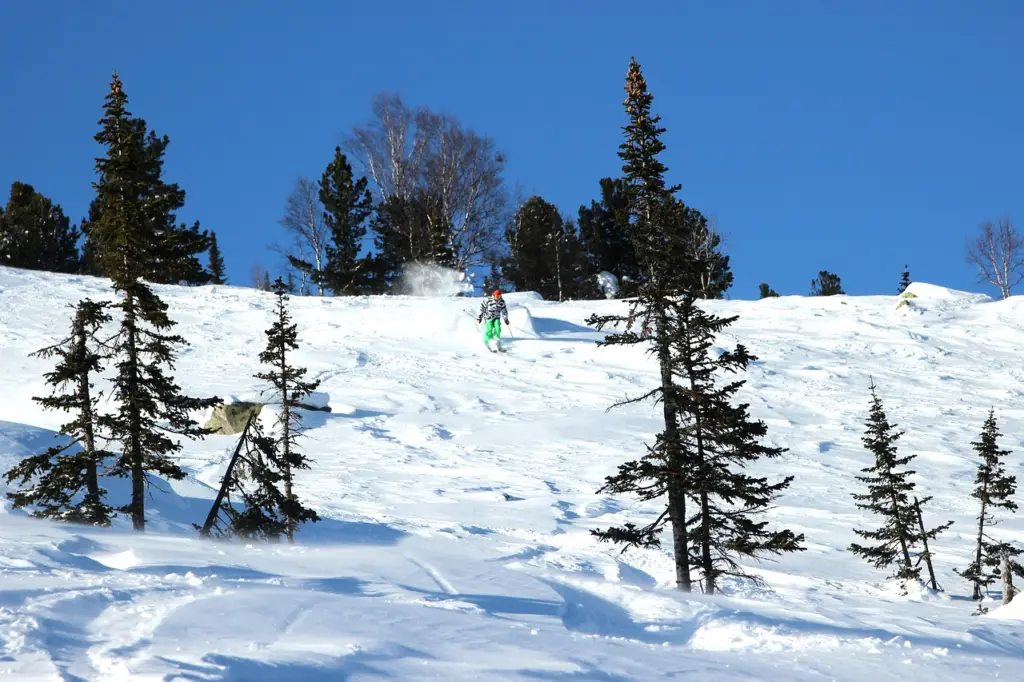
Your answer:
[810,270,844,296]
[0,181,82,274]
[4,300,114,525]
[898,265,911,294]
[586,58,802,593]
[849,381,952,589]
[207,230,227,284]
[759,283,780,299]
[80,104,210,285]
[255,278,321,542]
[87,73,220,531]
[957,409,1023,604]
[318,147,374,295]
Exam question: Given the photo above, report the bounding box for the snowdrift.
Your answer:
[0,265,1022,680]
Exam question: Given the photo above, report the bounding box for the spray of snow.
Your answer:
[398,262,474,297]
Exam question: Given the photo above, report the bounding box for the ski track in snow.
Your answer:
[0,267,1022,679]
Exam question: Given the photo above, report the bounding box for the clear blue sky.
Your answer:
[2,1,1021,299]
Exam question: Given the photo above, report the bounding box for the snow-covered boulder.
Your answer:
[204,391,331,435]
[204,401,263,435]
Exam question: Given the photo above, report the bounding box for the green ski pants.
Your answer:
[482,318,502,343]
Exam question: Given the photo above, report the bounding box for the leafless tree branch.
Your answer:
[965,217,1023,299]
[279,176,327,296]
[342,92,511,272]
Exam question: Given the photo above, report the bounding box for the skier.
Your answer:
[477,289,510,352]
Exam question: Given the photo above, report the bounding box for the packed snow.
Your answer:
[0,266,1022,680]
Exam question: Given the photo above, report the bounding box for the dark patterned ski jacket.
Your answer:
[478,297,509,322]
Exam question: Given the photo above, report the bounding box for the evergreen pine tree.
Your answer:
[254,278,321,543]
[578,177,639,296]
[956,409,1023,604]
[80,103,210,285]
[898,265,911,294]
[262,272,271,291]
[849,381,952,589]
[4,300,114,525]
[759,283,780,298]
[0,181,82,274]
[503,197,599,301]
[318,147,374,295]
[586,58,803,593]
[810,270,844,296]
[207,230,227,284]
[668,198,732,299]
[87,73,220,531]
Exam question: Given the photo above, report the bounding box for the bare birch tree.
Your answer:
[342,92,511,272]
[342,92,431,204]
[279,177,328,296]
[966,218,1024,299]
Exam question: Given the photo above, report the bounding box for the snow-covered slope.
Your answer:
[0,266,1022,680]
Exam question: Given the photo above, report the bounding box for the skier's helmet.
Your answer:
[493,289,502,298]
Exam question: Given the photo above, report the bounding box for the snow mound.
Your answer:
[988,596,1024,620]
[902,282,991,306]
[596,271,619,299]
[504,291,544,302]
[234,389,331,410]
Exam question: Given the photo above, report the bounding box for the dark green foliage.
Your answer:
[87,73,221,531]
[253,278,321,542]
[898,265,911,294]
[318,147,374,295]
[810,270,844,296]
[79,86,210,285]
[365,192,452,293]
[502,196,598,301]
[759,283,780,298]
[849,381,952,589]
[957,409,1023,604]
[0,182,82,273]
[667,199,732,299]
[207,231,227,285]
[4,299,114,525]
[587,58,802,594]
[578,177,639,297]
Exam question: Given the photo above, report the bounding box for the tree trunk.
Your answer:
[667,485,691,592]
[279,343,295,544]
[1001,551,1015,605]
[973,496,988,600]
[125,290,145,532]
[913,497,939,591]
[886,487,913,580]
[554,235,563,302]
[75,322,101,507]
[654,305,690,592]
[199,413,256,537]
